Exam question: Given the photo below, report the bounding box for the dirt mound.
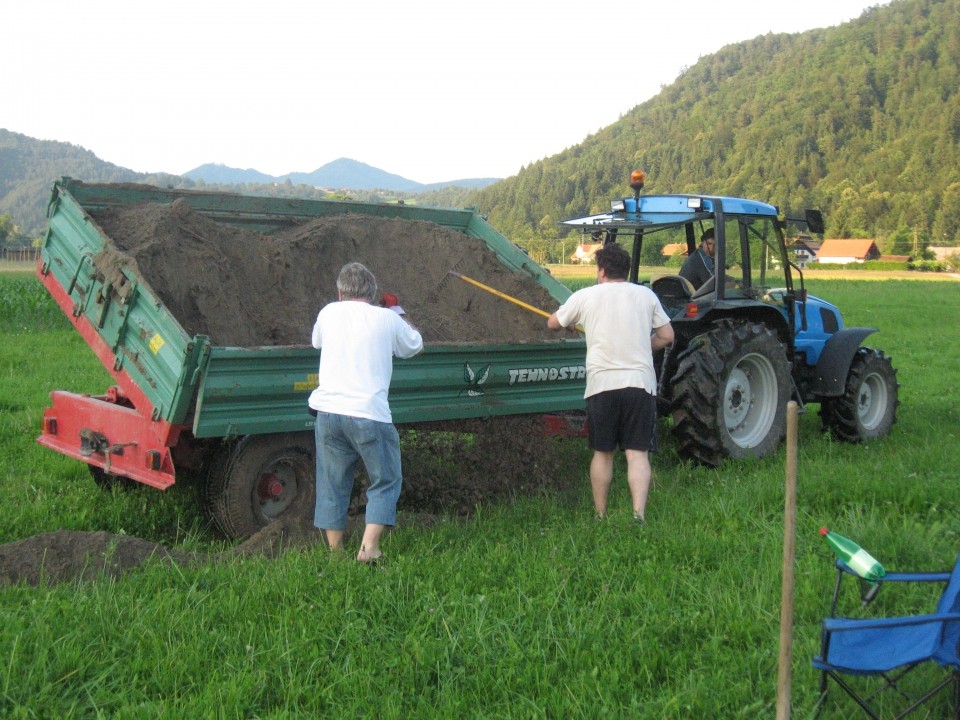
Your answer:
[0,526,322,588]
[90,199,575,346]
[0,530,202,587]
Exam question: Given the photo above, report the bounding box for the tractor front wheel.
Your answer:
[820,348,898,443]
[670,321,791,466]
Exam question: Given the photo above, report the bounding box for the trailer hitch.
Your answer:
[79,428,137,474]
[79,428,110,457]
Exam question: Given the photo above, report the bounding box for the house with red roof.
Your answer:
[815,239,881,264]
[661,242,687,258]
[570,243,603,263]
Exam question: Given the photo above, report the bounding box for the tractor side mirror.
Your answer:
[805,209,825,235]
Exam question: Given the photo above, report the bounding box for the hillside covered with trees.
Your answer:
[0,130,190,243]
[473,0,960,262]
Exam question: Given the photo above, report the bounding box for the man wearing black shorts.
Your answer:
[547,244,674,523]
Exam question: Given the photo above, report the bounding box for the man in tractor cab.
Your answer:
[679,227,716,291]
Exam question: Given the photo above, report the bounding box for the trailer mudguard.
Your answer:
[812,327,877,397]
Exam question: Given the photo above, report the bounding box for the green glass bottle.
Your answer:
[820,527,886,582]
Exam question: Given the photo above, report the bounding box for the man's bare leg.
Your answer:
[325,529,344,550]
[590,450,615,518]
[624,449,652,521]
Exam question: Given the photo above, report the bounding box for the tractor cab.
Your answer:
[561,171,824,355]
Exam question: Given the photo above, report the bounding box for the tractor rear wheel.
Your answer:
[670,320,791,466]
[204,433,315,540]
[820,348,898,443]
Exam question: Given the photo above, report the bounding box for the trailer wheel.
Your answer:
[820,348,899,443]
[205,433,315,540]
[670,320,791,466]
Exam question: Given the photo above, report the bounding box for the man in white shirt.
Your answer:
[547,244,674,523]
[309,263,423,562]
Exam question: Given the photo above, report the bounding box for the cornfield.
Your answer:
[0,273,68,333]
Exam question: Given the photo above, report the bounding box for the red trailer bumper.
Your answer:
[37,386,185,489]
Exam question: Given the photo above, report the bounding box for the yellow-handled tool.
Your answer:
[447,271,584,334]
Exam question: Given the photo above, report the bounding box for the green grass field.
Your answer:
[1,270,959,718]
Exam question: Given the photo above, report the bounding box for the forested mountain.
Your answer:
[183,163,276,185]
[473,0,960,259]
[0,130,189,240]
[284,158,422,192]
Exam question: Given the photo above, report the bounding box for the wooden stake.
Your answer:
[777,401,799,720]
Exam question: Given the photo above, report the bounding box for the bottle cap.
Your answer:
[819,526,829,536]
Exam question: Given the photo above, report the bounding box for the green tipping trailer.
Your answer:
[36,179,587,539]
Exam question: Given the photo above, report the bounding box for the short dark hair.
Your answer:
[595,244,630,280]
[701,227,715,243]
[336,262,378,301]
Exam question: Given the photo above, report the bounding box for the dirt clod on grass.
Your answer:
[0,530,201,588]
[3,194,585,588]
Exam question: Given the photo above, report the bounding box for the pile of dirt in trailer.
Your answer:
[89,198,577,346]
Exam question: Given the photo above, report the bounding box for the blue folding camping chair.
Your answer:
[813,552,960,719]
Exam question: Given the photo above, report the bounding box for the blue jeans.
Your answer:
[313,411,403,531]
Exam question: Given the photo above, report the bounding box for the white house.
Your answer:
[570,243,602,264]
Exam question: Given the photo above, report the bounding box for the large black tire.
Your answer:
[204,433,315,540]
[820,348,898,443]
[670,320,792,466]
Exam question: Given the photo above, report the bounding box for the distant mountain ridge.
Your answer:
[0,129,500,238]
[184,158,500,193]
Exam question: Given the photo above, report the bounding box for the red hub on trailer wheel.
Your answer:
[257,472,284,501]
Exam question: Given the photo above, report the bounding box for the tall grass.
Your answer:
[1,273,959,717]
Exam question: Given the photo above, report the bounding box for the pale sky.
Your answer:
[5,1,888,184]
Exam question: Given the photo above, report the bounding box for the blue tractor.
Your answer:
[563,172,899,466]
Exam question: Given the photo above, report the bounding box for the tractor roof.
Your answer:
[562,194,779,230]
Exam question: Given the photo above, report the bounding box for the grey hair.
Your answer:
[336,262,379,301]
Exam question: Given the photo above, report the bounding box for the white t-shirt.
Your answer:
[555,281,670,398]
[308,300,424,423]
